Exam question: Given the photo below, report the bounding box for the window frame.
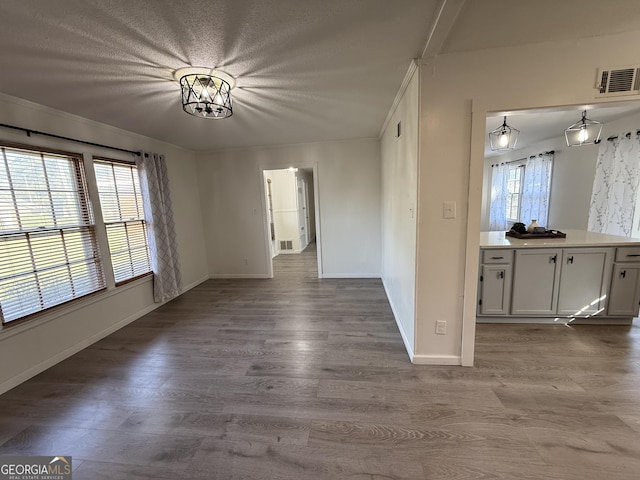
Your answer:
[505,162,525,224]
[0,141,107,327]
[92,157,152,287]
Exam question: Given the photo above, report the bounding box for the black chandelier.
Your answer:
[176,68,234,119]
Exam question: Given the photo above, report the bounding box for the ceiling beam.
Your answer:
[421,0,467,59]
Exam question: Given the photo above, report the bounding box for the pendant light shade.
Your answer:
[565,110,602,147]
[174,68,236,119]
[489,116,520,151]
[180,74,232,119]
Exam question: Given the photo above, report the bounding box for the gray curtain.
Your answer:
[136,152,183,302]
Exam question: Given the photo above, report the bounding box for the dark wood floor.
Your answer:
[1,241,640,479]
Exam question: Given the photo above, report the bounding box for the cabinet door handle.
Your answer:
[567,255,574,264]
[627,254,640,257]
[491,256,504,260]
[498,270,504,279]
[550,254,557,264]
[621,270,627,278]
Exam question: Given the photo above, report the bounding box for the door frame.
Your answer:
[259,164,323,278]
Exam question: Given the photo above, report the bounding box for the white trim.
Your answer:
[477,316,633,325]
[382,279,414,362]
[209,273,271,279]
[420,0,467,60]
[379,60,419,138]
[321,273,381,279]
[0,274,207,395]
[313,163,323,278]
[0,302,158,395]
[412,354,462,365]
[258,168,275,279]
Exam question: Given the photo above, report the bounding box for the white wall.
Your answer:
[267,169,301,253]
[198,138,381,278]
[380,66,419,359]
[416,29,640,366]
[0,93,208,393]
[480,136,597,231]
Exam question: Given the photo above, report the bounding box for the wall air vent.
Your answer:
[279,240,293,250]
[596,66,640,97]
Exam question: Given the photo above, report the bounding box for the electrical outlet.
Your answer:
[244,258,249,265]
[435,320,447,335]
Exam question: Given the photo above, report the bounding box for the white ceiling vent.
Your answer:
[596,66,640,97]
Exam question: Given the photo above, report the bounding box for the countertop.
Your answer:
[480,229,640,248]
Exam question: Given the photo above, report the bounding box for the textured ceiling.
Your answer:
[1,1,640,151]
[0,0,438,150]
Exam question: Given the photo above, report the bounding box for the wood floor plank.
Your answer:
[1,241,639,479]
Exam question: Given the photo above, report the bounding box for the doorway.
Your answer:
[262,167,320,278]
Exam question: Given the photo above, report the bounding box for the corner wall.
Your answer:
[197,138,381,278]
[0,93,208,394]
[416,29,640,365]
[380,66,419,359]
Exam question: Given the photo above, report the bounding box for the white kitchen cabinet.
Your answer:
[479,264,512,315]
[510,249,561,315]
[556,248,611,316]
[478,249,513,315]
[607,265,640,316]
[479,231,640,323]
[607,248,640,317]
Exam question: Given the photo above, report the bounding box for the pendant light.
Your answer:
[564,110,602,147]
[174,67,235,119]
[489,116,520,151]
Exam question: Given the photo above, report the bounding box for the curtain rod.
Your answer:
[607,130,640,142]
[491,150,554,167]
[0,123,141,156]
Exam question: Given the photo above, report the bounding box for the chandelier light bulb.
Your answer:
[176,68,234,119]
[489,116,519,151]
[578,127,589,143]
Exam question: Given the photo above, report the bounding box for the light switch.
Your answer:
[443,201,456,219]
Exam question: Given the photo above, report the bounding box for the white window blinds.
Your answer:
[93,159,151,284]
[0,146,105,324]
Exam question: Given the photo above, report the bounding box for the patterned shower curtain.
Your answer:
[136,152,183,302]
[520,152,553,229]
[588,134,640,237]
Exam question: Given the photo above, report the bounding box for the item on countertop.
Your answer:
[505,229,566,239]
[511,222,527,234]
[527,219,541,233]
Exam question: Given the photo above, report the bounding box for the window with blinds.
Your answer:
[93,159,151,284]
[0,145,105,325]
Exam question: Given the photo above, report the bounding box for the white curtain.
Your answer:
[588,134,640,236]
[136,152,183,302]
[520,152,553,228]
[489,162,508,231]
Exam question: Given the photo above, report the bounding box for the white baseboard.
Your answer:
[0,274,209,396]
[321,273,381,279]
[0,302,159,395]
[412,354,462,365]
[209,273,271,279]
[477,316,633,325]
[381,278,414,362]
